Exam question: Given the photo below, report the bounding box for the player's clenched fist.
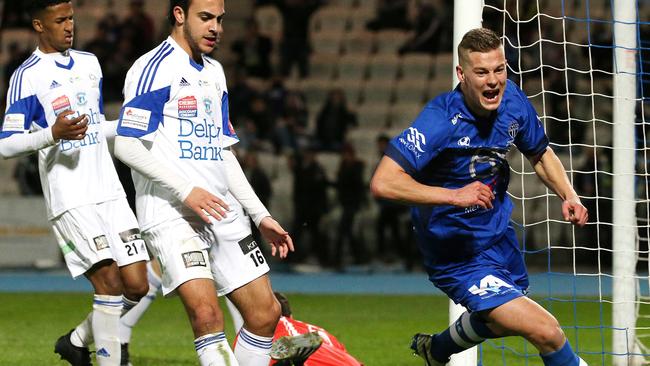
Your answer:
[51,110,88,141]
[562,196,588,227]
[451,181,495,209]
[183,186,230,223]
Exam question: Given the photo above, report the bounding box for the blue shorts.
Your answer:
[425,227,529,312]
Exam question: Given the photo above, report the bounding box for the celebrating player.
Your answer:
[113,0,293,365]
[370,28,589,366]
[0,1,150,365]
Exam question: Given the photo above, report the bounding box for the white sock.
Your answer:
[92,294,123,366]
[121,296,139,316]
[234,328,273,366]
[194,332,239,366]
[119,261,162,344]
[225,297,244,334]
[71,312,93,347]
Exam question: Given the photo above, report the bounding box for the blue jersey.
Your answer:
[386,80,548,263]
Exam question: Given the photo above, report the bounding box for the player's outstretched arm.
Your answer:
[528,146,588,226]
[258,217,294,258]
[114,135,229,223]
[370,155,494,209]
[0,109,87,159]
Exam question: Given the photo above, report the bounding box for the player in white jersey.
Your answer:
[0,1,149,365]
[114,0,294,365]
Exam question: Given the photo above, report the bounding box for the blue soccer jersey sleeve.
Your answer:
[511,84,549,156]
[385,104,452,177]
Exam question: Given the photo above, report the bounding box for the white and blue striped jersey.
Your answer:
[1,48,124,219]
[117,37,238,230]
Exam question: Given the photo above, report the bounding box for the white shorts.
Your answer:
[145,206,269,296]
[52,198,149,278]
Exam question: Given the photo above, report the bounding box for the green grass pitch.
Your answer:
[0,293,615,365]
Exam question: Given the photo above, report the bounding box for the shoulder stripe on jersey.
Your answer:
[145,47,174,94]
[8,55,35,103]
[136,42,173,96]
[10,55,40,105]
[135,42,169,96]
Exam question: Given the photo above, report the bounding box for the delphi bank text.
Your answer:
[178,118,223,161]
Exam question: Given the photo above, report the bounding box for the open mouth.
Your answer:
[483,89,499,101]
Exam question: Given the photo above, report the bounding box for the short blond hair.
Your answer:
[458,28,502,65]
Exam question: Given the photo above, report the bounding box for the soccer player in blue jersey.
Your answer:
[0,1,151,365]
[370,28,589,366]
[114,0,294,365]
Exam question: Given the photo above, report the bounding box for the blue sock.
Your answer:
[540,340,580,366]
[430,312,497,363]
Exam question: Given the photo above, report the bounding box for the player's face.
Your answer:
[33,2,74,53]
[182,0,224,58]
[457,47,507,118]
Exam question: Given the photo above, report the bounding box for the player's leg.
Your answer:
[52,208,123,366]
[148,219,238,366]
[209,209,277,365]
[119,260,162,363]
[227,275,280,366]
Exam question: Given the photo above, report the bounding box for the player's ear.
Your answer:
[173,5,185,25]
[32,18,44,33]
[456,65,465,83]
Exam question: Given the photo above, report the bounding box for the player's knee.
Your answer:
[529,320,565,351]
[245,300,281,334]
[122,280,149,301]
[188,302,221,330]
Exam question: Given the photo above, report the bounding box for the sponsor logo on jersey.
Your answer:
[238,235,258,255]
[179,77,191,87]
[52,95,71,116]
[458,136,471,146]
[398,127,426,158]
[468,275,514,298]
[178,118,223,161]
[203,98,213,115]
[93,235,110,251]
[182,251,207,268]
[451,113,463,125]
[2,114,25,132]
[227,120,236,136]
[198,80,210,87]
[76,92,87,106]
[121,107,151,131]
[49,80,62,89]
[178,96,198,118]
[119,228,142,243]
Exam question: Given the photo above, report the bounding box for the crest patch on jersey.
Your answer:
[182,251,207,268]
[52,95,71,116]
[2,114,25,132]
[178,96,198,118]
[122,107,151,131]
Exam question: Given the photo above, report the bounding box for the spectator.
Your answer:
[231,18,273,79]
[276,89,309,152]
[13,154,42,196]
[120,0,155,60]
[365,0,411,31]
[273,0,323,78]
[83,23,114,65]
[315,88,357,152]
[289,149,330,267]
[333,143,367,270]
[398,0,453,55]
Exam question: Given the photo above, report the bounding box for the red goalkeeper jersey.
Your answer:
[270,316,363,366]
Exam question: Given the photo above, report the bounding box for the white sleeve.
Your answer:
[102,118,117,155]
[0,128,56,159]
[223,149,271,227]
[114,135,194,201]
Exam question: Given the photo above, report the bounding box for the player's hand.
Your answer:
[258,216,294,259]
[183,187,229,224]
[451,181,495,209]
[51,110,88,141]
[562,196,588,227]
